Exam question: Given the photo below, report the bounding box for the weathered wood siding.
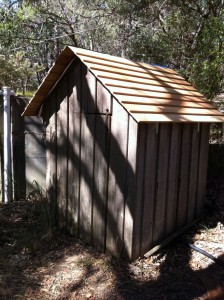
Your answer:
[133,122,210,259]
[42,58,210,261]
[43,92,57,227]
[106,99,138,259]
[43,59,138,259]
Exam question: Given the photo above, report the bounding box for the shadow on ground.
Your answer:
[0,171,223,299]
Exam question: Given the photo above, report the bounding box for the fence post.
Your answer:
[3,86,12,203]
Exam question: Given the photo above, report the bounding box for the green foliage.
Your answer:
[0,51,41,93]
[0,0,224,99]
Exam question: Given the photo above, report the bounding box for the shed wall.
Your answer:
[133,122,210,258]
[42,58,210,261]
[43,60,138,259]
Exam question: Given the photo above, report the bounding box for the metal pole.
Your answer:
[3,86,12,203]
[11,103,14,201]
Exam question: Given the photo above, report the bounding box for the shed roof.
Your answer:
[23,46,224,122]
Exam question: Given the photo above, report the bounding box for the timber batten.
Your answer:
[22,47,224,260]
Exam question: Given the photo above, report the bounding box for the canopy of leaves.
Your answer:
[0,0,224,98]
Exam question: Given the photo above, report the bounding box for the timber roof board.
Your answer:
[22,46,224,122]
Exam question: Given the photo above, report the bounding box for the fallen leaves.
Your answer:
[0,173,223,299]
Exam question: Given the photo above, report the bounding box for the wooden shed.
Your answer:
[23,46,224,260]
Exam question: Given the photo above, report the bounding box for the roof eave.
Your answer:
[22,46,75,116]
[22,46,224,123]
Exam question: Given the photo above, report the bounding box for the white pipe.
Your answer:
[3,86,12,203]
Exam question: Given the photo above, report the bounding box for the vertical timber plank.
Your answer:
[45,116,51,208]
[96,80,111,114]
[67,115,81,236]
[45,93,57,226]
[132,124,146,260]
[153,124,170,245]
[187,124,200,223]
[82,65,96,113]
[56,78,68,230]
[106,99,128,257]
[196,123,210,218]
[165,124,181,236]
[92,115,110,251]
[67,62,82,236]
[123,116,138,259]
[140,123,159,256]
[79,114,95,243]
[68,61,82,113]
[177,124,191,229]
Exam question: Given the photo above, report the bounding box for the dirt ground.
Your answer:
[0,173,224,300]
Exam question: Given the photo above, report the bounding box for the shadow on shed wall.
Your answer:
[43,59,210,260]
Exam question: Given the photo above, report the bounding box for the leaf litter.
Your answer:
[0,173,223,300]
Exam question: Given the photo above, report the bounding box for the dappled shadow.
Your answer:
[43,57,211,261]
[103,173,224,299]
[0,197,117,298]
[0,198,48,298]
[42,60,137,258]
[0,179,223,299]
[134,60,208,122]
[8,52,223,298]
[112,160,224,299]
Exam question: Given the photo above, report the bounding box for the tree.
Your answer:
[0,51,42,93]
[1,0,224,99]
[0,0,56,88]
[123,0,224,99]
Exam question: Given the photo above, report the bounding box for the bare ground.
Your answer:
[0,174,224,300]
